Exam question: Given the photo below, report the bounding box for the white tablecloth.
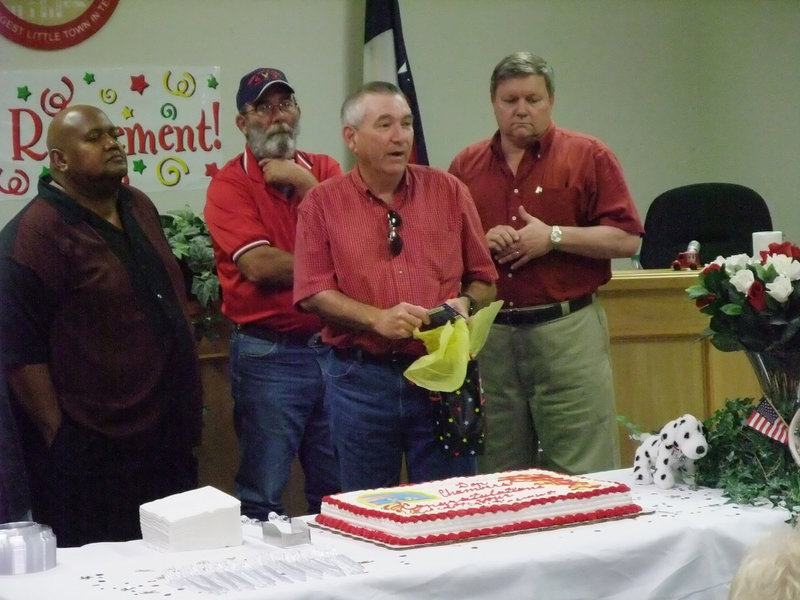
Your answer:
[0,470,791,600]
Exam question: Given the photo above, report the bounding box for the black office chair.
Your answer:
[638,183,773,268]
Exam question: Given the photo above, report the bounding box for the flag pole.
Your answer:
[363,0,429,165]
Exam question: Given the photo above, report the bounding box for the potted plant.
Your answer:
[160,206,224,341]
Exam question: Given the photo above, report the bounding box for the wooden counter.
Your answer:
[599,269,760,462]
[194,270,762,511]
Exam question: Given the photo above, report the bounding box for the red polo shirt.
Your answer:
[205,146,342,336]
[449,126,643,307]
[293,165,498,355]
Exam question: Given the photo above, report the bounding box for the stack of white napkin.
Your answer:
[139,486,242,552]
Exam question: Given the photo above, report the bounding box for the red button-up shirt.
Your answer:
[294,165,498,355]
[450,126,643,307]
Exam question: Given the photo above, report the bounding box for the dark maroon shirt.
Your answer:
[0,176,202,442]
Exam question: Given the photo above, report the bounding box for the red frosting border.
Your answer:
[316,504,643,546]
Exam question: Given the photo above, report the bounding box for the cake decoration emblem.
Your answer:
[498,472,601,491]
[357,491,438,508]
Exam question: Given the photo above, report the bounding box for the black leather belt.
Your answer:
[494,293,595,326]
[333,347,418,369]
[235,323,320,346]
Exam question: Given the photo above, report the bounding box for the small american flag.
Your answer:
[746,398,789,444]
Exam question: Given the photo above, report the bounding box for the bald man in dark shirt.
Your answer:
[0,105,202,546]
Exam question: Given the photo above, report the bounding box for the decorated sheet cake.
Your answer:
[316,469,642,547]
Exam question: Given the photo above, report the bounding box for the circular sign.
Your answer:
[0,0,119,51]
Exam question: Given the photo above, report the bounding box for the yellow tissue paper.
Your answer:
[404,300,503,392]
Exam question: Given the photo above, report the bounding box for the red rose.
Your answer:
[695,296,714,309]
[747,280,767,311]
[702,263,721,275]
[767,241,800,260]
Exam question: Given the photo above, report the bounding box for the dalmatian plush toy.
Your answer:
[632,413,708,489]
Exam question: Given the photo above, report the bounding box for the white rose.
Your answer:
[730,268,755,294]
[707,256,725,269]
[788,261,800,281]
[724,254,751,274]
[765,254,800,281]
[766,274,793,303]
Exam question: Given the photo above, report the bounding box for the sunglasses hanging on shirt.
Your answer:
[387,210,403,256]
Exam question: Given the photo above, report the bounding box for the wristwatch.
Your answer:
[550,225,563,249]
[459,293,478,316]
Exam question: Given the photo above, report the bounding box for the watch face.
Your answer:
[551,227,562,244]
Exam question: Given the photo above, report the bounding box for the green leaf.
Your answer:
[161,205,223,341]
[721,303,743,316]
[192,273,221,307]
[686,284,709,299]
[710,334,744,352]
[696,397,800,524]
[616,415,647,440]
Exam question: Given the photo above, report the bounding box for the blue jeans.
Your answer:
[230,330,339,518]
[325,352,476,492]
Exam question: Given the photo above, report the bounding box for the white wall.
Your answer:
[400,0,800,245]
[2,0,799,246]
[0,0,364,221]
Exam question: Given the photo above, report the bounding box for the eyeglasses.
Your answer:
[387,210,403,256]
[244,99,297,117]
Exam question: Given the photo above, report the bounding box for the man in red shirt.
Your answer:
[449,53,644,475]
[293,81,497,491]
[205,68,341,518]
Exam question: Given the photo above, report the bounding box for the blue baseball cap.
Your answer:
[236,67,295,112]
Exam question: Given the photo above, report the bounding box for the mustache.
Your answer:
[265,122,293,137]
[247,120,297,159]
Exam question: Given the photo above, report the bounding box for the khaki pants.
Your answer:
[478,301,620,475]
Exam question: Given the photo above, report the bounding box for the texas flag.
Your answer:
[363,0,429,165]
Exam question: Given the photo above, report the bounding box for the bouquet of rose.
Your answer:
[683,241,800,522]
[686,241,800,352]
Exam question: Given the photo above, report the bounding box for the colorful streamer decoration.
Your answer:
[160,103,178,120]
[163,72,196,98]
[40,77,74,116]
[99,88,118,104]
[157,157,190,187]
[0,169,30,196]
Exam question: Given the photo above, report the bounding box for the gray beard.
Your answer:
[247,122,298,159]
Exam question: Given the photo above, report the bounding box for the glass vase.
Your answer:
[745,351,800,422]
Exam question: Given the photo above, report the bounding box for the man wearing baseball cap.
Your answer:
[205,67,341,518]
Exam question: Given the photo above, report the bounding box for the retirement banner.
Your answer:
[0,66,223,201]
